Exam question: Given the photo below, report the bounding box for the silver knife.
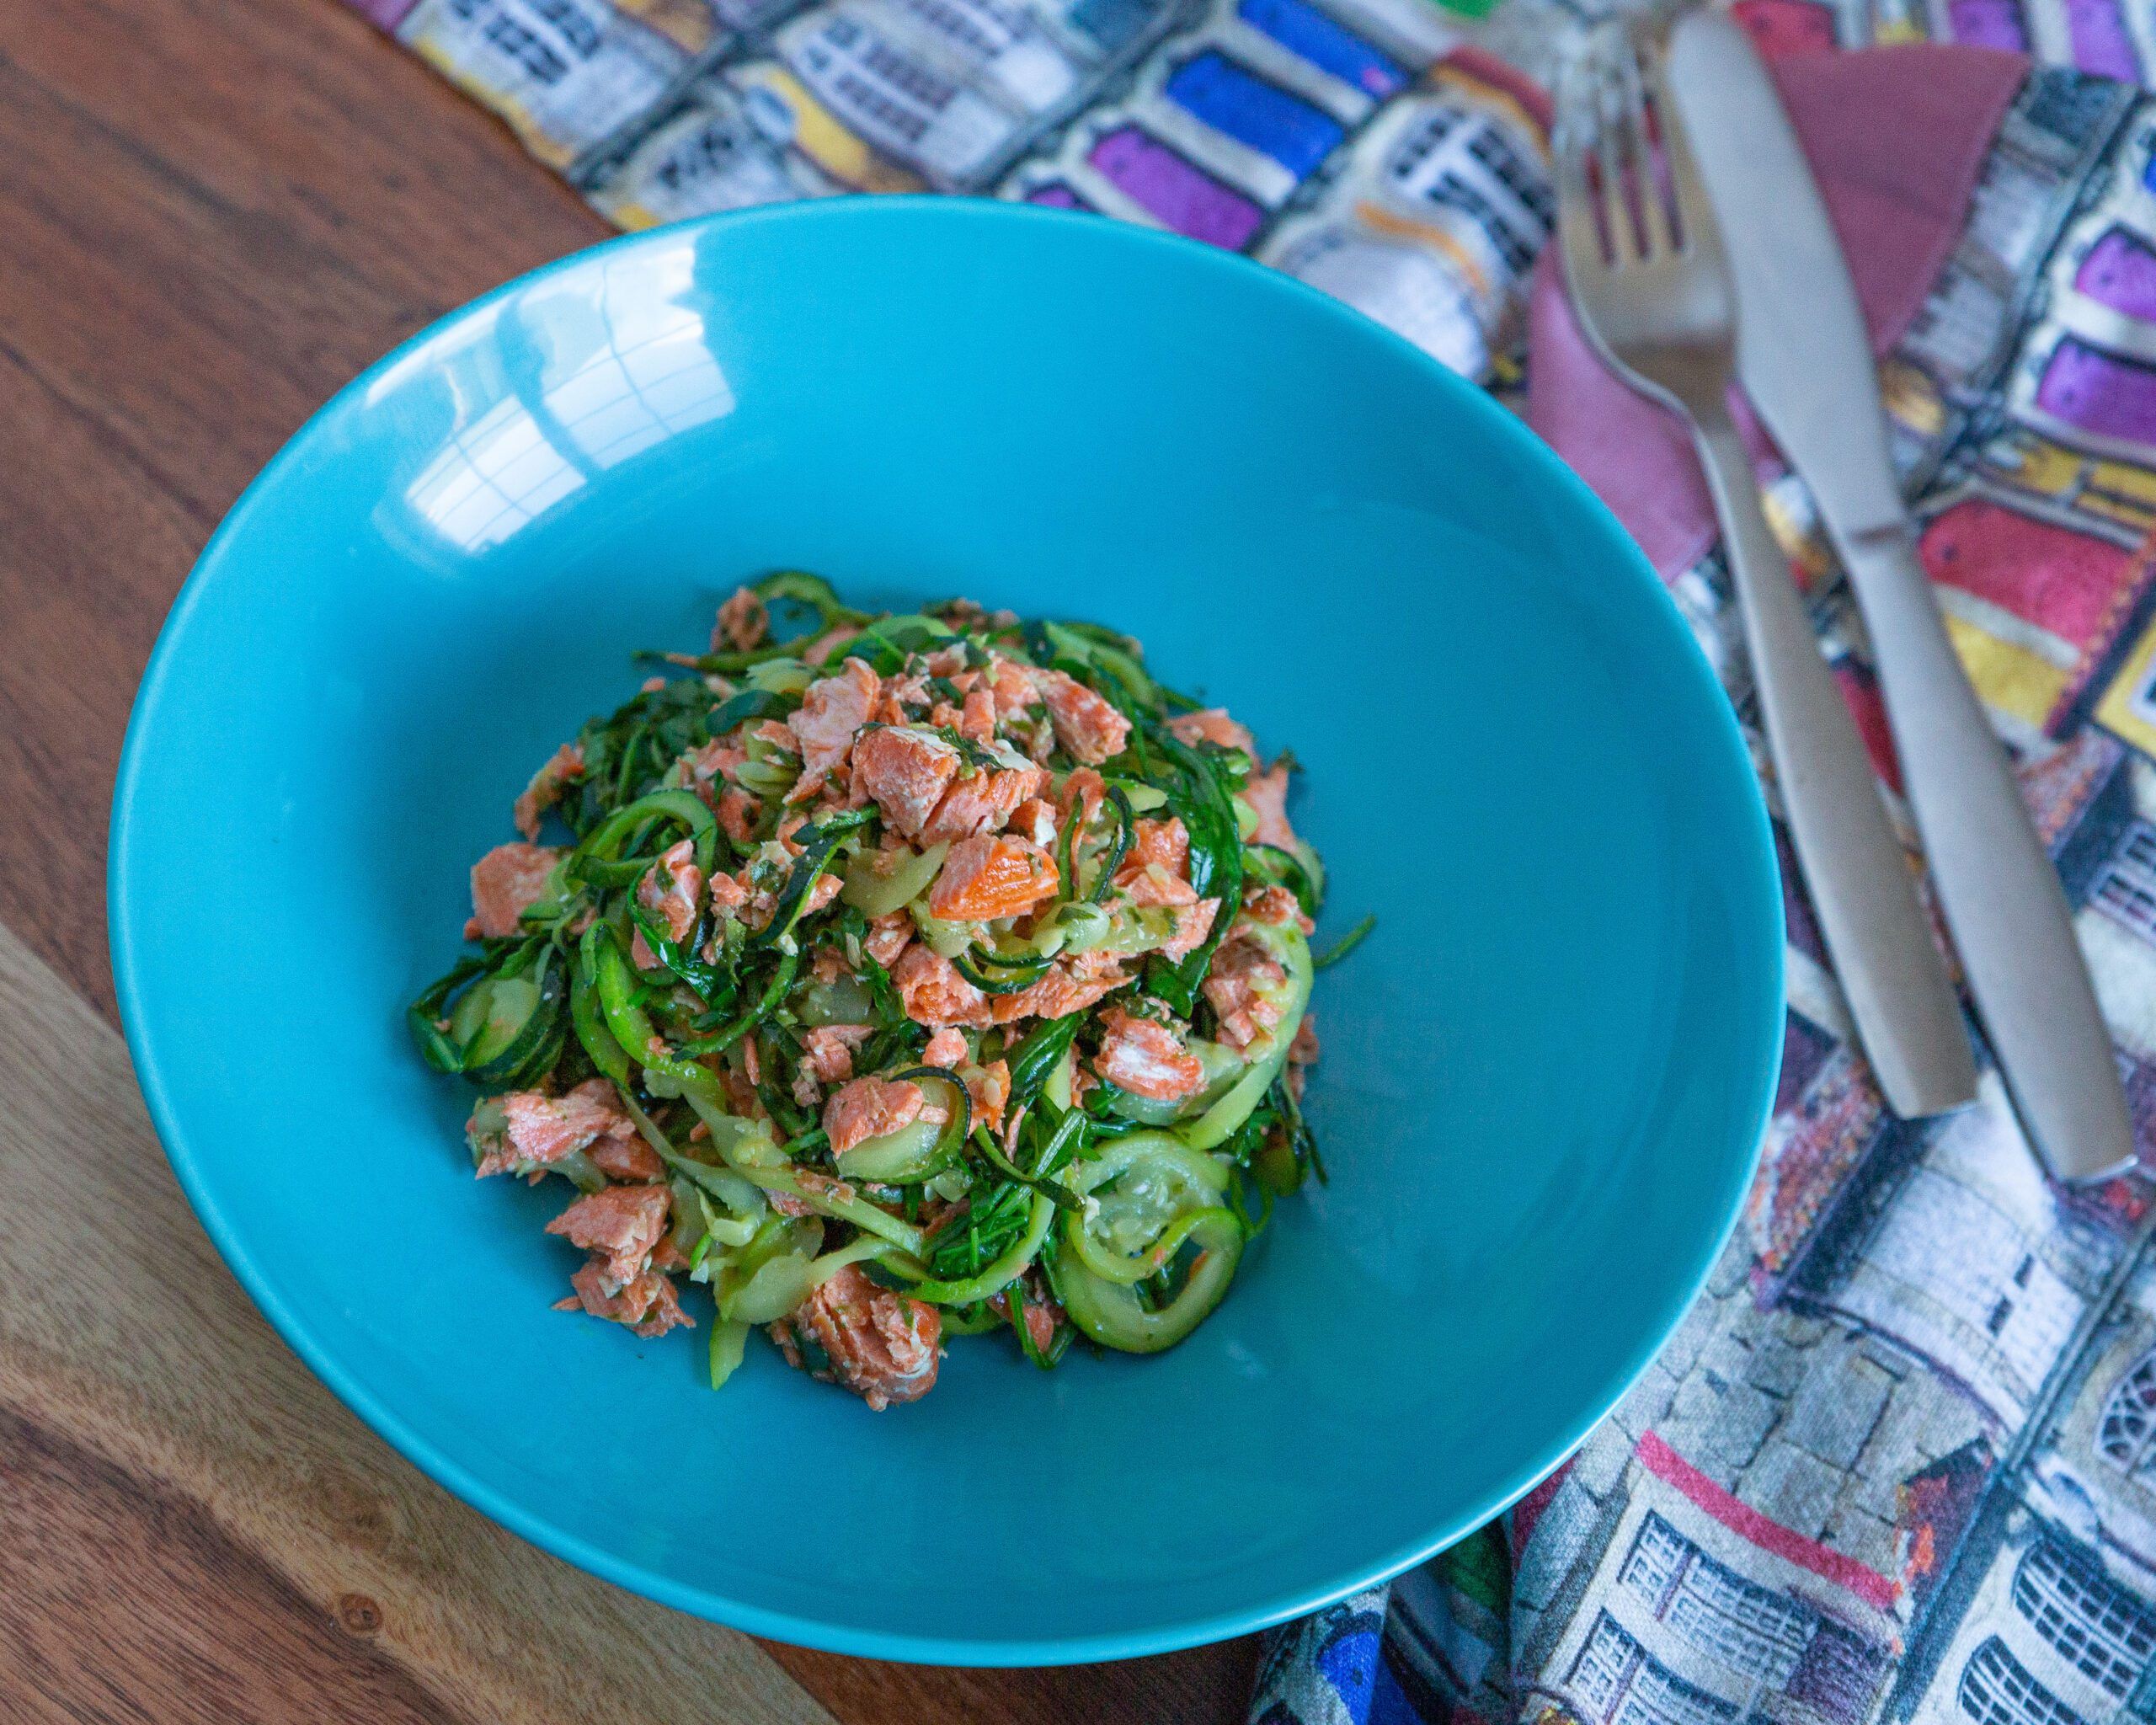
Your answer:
[1668,12,2135,1182]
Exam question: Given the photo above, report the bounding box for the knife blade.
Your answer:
[1667,11,2136,1182]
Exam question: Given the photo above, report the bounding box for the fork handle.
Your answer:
[1838,521,2135,1178]
[1691,411,1977,1117]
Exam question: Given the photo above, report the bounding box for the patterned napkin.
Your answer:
[345,3,2156,1721]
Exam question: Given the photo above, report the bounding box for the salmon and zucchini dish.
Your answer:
[409,573,1362,1409]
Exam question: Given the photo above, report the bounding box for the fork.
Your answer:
[1555,26,1977,1119]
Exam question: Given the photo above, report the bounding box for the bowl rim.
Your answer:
[109,193,1785,1666]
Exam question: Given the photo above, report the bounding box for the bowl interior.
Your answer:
[111,199,1780,1663]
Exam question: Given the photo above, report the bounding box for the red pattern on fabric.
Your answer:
[1636,1430,1898,1609]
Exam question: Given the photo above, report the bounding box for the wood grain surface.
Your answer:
[0,922,833,1725]
[0,0,1258,1717]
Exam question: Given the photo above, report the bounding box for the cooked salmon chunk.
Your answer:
[714,786,759,846]
[919,757,1049,846]
[851,725,963,839]
[1122,815,1189,878]
[988,948,1132,1025]
[1116,815,1199,909]
[787,656,879,782]
[1241,763,1299,850]
[864,910,914,969]
[965,1057,1011,1133]
[545,1183,670,1286]
[977,653,1029,709]
[589,1129,664,1183]
[1095,1007,1206,1101]
[467,842,560,939]
[558,1263,694,1338]
[825,1074,926,1156]
[1166,708,1256,755]
[472,1078,626,1178]
[958,686,999,742]
[637,837,702,943]
[802,1025,870,1084]
[513,743,585,840]
[1243,883,1313,931]
[926,833,1059,921]
[713,585,769,652]
[1007,796,1059,846]
[1203,932,1289,1050]
[1056,767,1106,838]
[892,945,995,1028]
[1034,667,1130,765]
[1161,897,1221,960]
[769,1264,941,1410]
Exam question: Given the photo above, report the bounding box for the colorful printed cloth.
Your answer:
[347,3,2156,1722]
[347,0,1553,376]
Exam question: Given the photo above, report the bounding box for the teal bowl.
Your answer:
[110,198,1781,1664]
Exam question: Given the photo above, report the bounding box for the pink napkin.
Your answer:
[1524,43,2028,579]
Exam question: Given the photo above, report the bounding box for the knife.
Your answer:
[1667,12,2135,1182]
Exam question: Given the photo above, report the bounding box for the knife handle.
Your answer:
[1839,521,2136,1180]
[1692,412,1977,1117]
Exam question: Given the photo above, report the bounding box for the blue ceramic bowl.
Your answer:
[110,198,1780,1664]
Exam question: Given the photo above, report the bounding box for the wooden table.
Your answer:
[0,1,1258,1716]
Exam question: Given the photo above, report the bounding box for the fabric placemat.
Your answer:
[338,3,2156,1722]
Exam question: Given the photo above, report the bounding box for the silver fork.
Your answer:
[1556,25,1977,1119]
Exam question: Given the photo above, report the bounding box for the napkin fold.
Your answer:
[1524,45,2026,577]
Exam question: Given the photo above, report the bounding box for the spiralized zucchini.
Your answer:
[410,571,1362,1409]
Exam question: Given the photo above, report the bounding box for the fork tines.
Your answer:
[1555,25,1700,271]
